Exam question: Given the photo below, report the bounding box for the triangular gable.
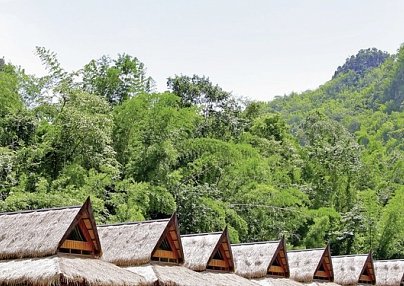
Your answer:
[58,197,101,257]
[151,213,184,264]
[313,244,333,281]
[359,253,376,284]
[207,227,234,272]
[268,237,289,277]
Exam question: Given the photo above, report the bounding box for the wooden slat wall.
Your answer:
[61,239,93,251]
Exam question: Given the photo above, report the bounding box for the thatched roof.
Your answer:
[126,265,158,285]
[127,264,215,286]
[181,229,234,272]
[99,214,183,266]
[374,260,404,286]
[254,278,340,286]
[181,232,222,271]
[288,246,332,282]
[332,254,375,285]
[253,277,305,286]
[201,271,259,286]
[0,254,146,286]
[232,239,289,279]
[127,264,260,286]
[0,198,101,260]
[308,282,341,286]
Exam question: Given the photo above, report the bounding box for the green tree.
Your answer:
[299,112,361,211]
[81,54,154,105]
[167,75,244,139]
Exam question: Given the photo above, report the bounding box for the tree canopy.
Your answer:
[0,46,403,259]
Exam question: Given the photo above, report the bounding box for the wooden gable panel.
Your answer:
[314,245,333,281]
[207,228,234,272]
[151,214,183,264]
[268,238,289,277]
[58,197,101,257]
[359,255,376,285]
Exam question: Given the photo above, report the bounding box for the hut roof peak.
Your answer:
[232,239,289,279]
[332,253,375,285]
[99,213,183,266]
[0,197,101,260]
[288,245,333,282]
[182,229,234,272]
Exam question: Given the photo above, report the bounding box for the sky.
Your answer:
[1,0,403,101]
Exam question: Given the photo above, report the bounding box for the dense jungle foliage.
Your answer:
[0,46,403,259]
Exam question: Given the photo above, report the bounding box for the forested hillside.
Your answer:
[0,46,402,259]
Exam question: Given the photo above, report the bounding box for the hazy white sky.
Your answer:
[1,0,403,101]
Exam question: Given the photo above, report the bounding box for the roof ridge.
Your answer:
[98,218,170,227]
[374,259,404,262]
[0,205,81,216]
[332,254,368,258]
[231,240,280,246]
[288,247,325,253]
[181,231,223,237]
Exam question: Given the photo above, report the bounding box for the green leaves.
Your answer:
[81,54,154,105]
[0,47,402,259]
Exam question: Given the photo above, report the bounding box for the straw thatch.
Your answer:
[308,282,341,286]
[126,265,158,285]
[128,264,217,286]
[332,254,372,285]
[0,254,147,286]
[287,248,325,282]
[99,218,171,266]
[153,264,212,286]
[254,278,340,286]
[232,241,283,279]
[127,264,260,286]
[0,206,80,260]
[253,277,305,286]
[374,260,404,286]
[181,232,223,271]
[201,271,259,286]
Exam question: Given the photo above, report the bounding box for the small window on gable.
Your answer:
[213,249,224,260]
[67,225,86,242]
[272,257,281,266]
[159,237,172,251]
[318,263,325,271]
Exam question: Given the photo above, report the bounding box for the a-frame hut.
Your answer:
[181,229,233,272]
[374,259,404,286]
[99,214,212,286]
[0,198,145,286]
[181,228,258,286]
[332,253,376,285]
[288,245,334,283]
[231,238,289,279]
[99,214,183,266]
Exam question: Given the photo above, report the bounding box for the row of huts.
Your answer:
[0,198,402,286]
